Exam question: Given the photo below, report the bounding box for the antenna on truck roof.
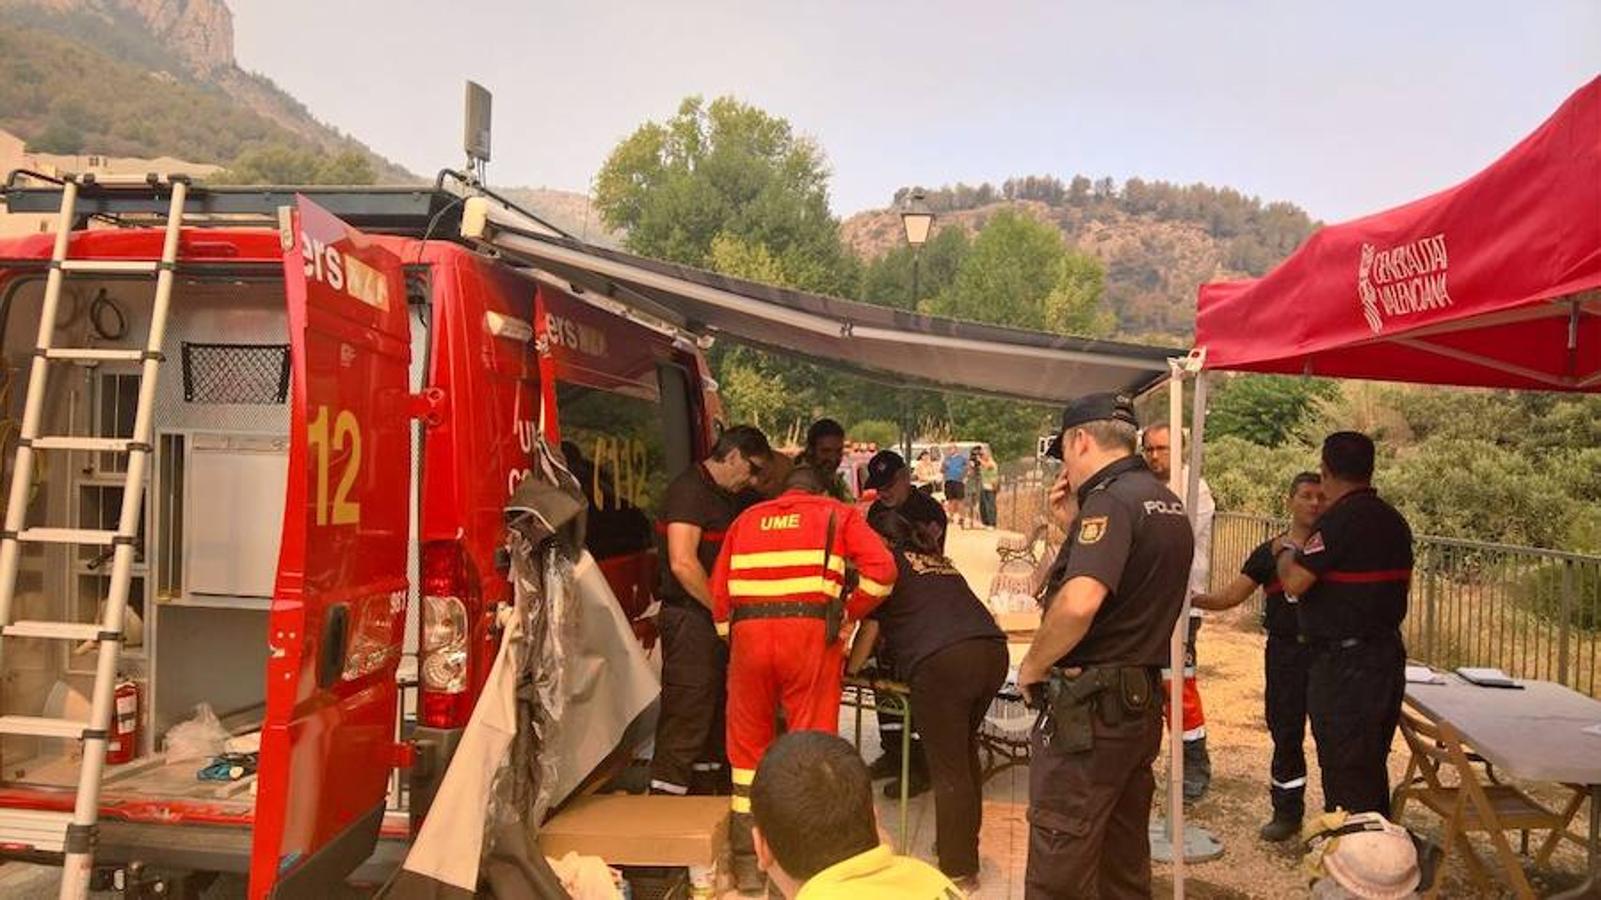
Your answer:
[463,80,493,187]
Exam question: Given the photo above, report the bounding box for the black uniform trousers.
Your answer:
[1305,629,1405,815]
[1026,689,1163,899]
[650,601,729,794]
[1264,633,1311,817]
[908,638,1008,878]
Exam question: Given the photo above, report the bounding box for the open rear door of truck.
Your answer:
[249,197,413,898]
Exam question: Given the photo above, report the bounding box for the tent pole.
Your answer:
[1166,361,1186,900]
[1185,372,1208,512]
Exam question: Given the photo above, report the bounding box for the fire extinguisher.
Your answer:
[107,677,140,766]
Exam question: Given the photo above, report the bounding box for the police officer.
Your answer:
[712,464,898,894]
[1017,393,1193,900]
[1275,432,1412,816]
[649,425,773,798]
[1192,471,1324,840]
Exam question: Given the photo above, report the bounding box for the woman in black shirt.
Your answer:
[850,510,1007,888]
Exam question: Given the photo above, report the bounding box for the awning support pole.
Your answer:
[1166,361,1186,900]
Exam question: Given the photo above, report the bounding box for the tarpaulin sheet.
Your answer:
[1196,76,1601,393]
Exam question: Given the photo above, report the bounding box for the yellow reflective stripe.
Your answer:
[858,577,893,598]
[730,795,752,813]
[728,576,842,597]
[732,767,756,787]
[715,621,730,638]
[729,550,845,574]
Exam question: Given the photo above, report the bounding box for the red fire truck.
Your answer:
[0,171,719,895]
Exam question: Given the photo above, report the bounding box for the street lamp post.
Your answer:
[898,192,935,457]
[900,190,934,307]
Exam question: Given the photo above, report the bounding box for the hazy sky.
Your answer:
[232,1,1598,222]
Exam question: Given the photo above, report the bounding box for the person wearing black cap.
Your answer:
[864,450,948,553]
[1018,392,1193,899]
[855,449,947,795]
[1274,432,1412,817]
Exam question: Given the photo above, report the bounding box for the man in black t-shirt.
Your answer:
[1193,471,1324,841]
[1274,432,1413,816]
[864,450,947,552]
[649,425,772,797]
[1016,394,1193,899]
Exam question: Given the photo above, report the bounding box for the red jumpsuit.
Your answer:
[711,489,897,819]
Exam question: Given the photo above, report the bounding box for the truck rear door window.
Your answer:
[556,364,692,560]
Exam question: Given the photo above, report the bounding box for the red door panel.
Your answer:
[249,197,412,897]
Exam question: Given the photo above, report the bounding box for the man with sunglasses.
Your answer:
[650,425,773,799]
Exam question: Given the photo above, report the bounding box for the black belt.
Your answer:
[1298,631,1399,651]
[730,602,828,624]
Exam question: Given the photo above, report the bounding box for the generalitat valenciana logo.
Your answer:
[1357,233,1451,334]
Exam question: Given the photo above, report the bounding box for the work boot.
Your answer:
[1259,811,1302,842]
[1181,737,1211,802]
[884,764,931,799]
[732,854,766,895]
[866,753,900,781]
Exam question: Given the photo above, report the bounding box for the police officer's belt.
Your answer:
[1297,630,1399,651]
[730,602,828,624]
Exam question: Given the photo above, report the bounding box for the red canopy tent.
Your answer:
[1196,76,1601,392]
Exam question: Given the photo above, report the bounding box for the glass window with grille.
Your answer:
[554,365,693,560]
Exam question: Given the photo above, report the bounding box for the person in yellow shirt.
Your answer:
[750,731,965,899]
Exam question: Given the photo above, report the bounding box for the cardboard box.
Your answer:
[537,794,728,867]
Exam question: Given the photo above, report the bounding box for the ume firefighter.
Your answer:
[712,465,898,895]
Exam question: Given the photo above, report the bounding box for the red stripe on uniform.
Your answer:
[1264,581,1283,595]
[1323,568,1412,584]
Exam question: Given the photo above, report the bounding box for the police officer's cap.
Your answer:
[1044,392,1138,459]
[862,450,906,491]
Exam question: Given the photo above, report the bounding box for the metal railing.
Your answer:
[994,459,1059,537]
[1210,513,1601,699]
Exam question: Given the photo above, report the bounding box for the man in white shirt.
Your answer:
[1142,424,1214,801]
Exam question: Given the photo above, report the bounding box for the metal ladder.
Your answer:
[0,174,187,899]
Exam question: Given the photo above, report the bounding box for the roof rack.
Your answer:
[1,169,569,242]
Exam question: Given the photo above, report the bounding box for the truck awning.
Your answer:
[460,198,1174,405]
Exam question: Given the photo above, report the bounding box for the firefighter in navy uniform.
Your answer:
[712,465,898,895]
[1017,393,1193,900]
[1192,471,1325,841]
[1275,432,1413,816]
[648,426,773,798]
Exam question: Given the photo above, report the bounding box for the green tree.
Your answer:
[1044,251,1114,337]
[848,419,900,448]
[593,95,852,294]
[1206,375,1339,446]
[858,227,969,310]
[943,395,1054,462]
[31,116,84,154]
[212,143,375,185]
[927,209,1063,329]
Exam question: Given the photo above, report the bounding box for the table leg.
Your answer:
[1551,784,1600,900]
[900,700,912,849]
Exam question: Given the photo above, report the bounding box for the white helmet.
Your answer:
[1304,811,1421,900]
